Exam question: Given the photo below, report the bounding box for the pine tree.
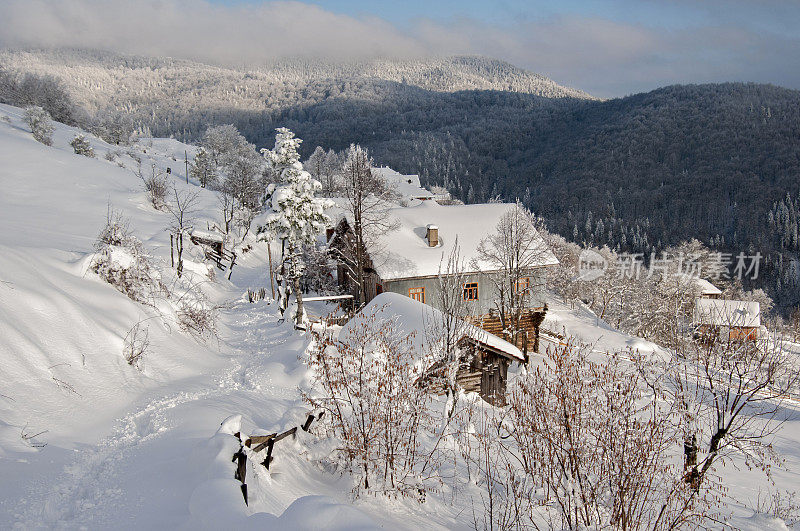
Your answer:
[258,128,332,326]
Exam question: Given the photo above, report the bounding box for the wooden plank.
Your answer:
[245,433,276,449]
[273,426,297,443]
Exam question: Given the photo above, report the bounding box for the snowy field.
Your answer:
[0,103,798,529]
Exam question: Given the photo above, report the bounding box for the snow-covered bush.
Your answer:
[306,312,439,498]
[91,209,160,305]
[24,105,54,146]
[70,134,94,157]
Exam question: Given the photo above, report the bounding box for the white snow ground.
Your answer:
[0,103,797,529]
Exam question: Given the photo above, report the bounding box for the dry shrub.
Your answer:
[123,322,149,370]
[495,344,707,530]
[246,287,267,303]
[305,312,439,499]
[176,300,217,338]
[144,171,169,210]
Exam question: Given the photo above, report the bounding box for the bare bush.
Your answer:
[503,344,706,530]
[176,300,217,338]
[305,311,439,498]
[755,489,800,527]
[245,287,267,303]
[141,164,169,210]
[123,322,149,370]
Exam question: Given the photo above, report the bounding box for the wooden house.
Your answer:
[329,201,559,356]
[340,293,526,406]
[693,298,761,341]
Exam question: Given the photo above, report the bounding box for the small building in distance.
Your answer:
[340,292,526,405]
[693,298,761,341]
[370,166,450,202]
[694,277,723,299]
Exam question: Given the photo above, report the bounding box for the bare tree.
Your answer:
[426,239,471,417]
[333,144,397,306]
[672,330,800,496]
[473,202,551,345]
[165,184,199,278]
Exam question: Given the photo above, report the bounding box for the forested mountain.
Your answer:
[2,48,799,310]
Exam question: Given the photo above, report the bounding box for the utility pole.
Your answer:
[184,150,189,184]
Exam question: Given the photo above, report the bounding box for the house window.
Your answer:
[376,283,383,295]
[409,287,425,303]
[463,282,479,301]
[515,277,530,295]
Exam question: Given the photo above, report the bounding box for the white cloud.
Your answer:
[1,0,798,97]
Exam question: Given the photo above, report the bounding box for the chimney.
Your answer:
[426,224,439,247]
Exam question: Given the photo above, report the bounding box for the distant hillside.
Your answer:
[0,48,592,118]
[2,48,798,309]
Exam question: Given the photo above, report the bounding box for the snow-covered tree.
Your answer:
[190,148,216,188]
[24,106,54,146]
[258,128,332,325]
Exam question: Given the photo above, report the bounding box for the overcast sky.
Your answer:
[1,0,798,98]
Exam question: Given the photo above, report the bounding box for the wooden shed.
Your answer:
[339,292,525,406]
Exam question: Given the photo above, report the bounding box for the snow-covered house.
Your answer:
[693,299,760,341]
[676,274,722,299]
[340,292,526,405]
[330,201,559,353]
[371,166,450,202]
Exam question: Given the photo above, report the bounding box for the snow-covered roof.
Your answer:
[339,292,525,364]
[694,277,722,296]
[371,166,435,200]
[190,229,224,243]
[363,201,559,280]
[675,273,722,296]
[694,299,761,328]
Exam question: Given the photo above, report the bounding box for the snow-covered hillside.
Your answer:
[0,104,798,529]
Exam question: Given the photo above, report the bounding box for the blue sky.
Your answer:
[211,0,798,34]
[2,0,798,97]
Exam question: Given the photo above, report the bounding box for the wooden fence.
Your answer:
[230,409,325,506]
